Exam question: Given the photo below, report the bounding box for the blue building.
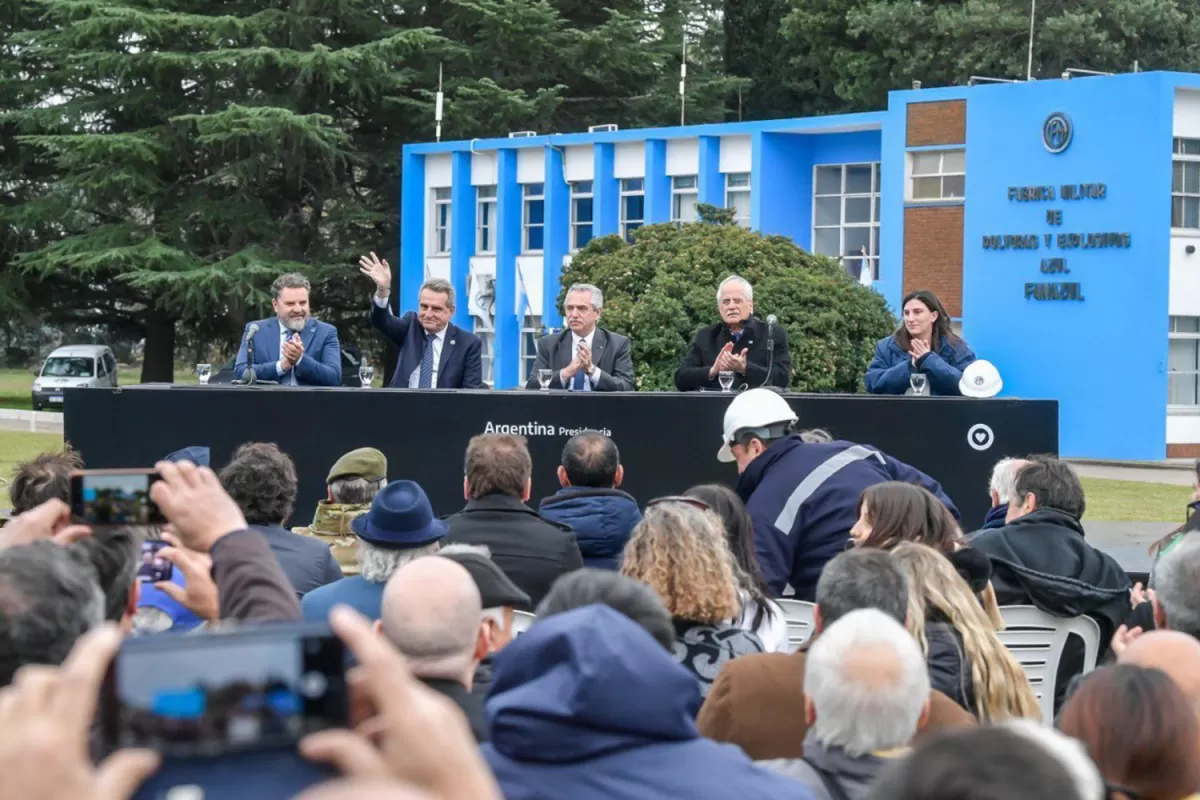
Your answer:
[399,71,1200,461]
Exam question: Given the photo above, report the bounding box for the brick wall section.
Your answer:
[903,206,964,317]
[906,100,967,147]
[1167,444,1200,458]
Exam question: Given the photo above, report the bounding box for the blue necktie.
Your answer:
[419,333,434,388]
[572,368,586,391]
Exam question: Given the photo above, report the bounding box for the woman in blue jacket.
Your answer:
[866,289,976,396]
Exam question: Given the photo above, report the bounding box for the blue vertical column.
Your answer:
[493,149,520,389]
[543,147,569,330]
[449,152,475,330]
[593,143,618,237]
[399,148,425,312]
[644,139,670,224]
[697,135,722,209]
[750,131,765,231]
[756,133,809,242]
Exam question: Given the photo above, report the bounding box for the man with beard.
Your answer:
[234,273,343,386]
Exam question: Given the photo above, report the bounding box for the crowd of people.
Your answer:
[1,393,1199,799]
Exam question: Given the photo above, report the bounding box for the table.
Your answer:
[63,386,1058,528]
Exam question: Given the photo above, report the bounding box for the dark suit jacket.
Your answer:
[250,525,344,598]
[443,494,584,609]
[523,327,634,392]
[674,316,791,392]
[370,304,483,389]
[234,317,342,387]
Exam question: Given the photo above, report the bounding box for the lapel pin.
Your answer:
[450,339,456,345]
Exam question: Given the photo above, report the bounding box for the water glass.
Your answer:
[359,364,375,388]
[537,369,553,391]
[719,371,735,393]
[196,364,211,385]
[909,372,928,396]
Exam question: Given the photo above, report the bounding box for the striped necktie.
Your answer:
[419,333,435,388]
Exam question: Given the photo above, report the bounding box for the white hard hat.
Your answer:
[718,388,798,462]
[959,360,1003,398]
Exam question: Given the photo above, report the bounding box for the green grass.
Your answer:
[0,366,196,410]
[1080,477,1193,523]
[0,429,64,507]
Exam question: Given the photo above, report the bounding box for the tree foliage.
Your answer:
[560,205,895,392]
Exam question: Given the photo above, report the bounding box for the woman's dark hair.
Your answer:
[894,290,962,353]
[1058,664,1200,800]
[856,482,962,553]
[684,483,775,629]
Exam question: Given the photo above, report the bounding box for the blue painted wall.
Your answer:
[593,143,618,237]
[449,153,475,330]
[645,140,671,224]
[399,150,425,312]
[698,136,722,207]
[543,147,569,329]
[494,150,520,389]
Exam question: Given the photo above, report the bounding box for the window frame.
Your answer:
[725,172,751,227]
[520,314,543,384]
[476,185,497,254]
[522,183,545,253]
[1169,315,1200,410]
[570,180,594,252]
[812,163,882,281]
[671,174,699,225]
[620,177,645,243]
[905,149,965,203]
[432,187,452,254]
[1172,138,1200,231]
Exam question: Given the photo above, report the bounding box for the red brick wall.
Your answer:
[906,100,967,147]
[903,206,964,318]
[1167,444,1200,458]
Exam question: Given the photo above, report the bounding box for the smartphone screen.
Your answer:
[137,540,173,583]
[70,470,165,526]
[101,625,347,758]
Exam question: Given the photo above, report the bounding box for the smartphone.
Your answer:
[137,540,173,583]
[70,469,165,526]
[100,623,348,759]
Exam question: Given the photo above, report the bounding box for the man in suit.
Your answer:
[359,252,483,389]
[524,283,634,392]
[674,274,790,391]
[234,272,343,387]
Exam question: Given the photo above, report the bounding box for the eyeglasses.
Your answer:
[645,496,711,512]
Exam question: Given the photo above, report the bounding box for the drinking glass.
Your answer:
[909,372,928,396]
[196,364,212,385]
[719,371,735,393]
[537,369,553,391]
[359,364,375,388]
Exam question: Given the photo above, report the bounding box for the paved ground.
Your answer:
[1071,462,1196,486]
[0,418,62,435]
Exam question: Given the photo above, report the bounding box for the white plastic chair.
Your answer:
[996,605,1101,724]
[775,599,816,653]
[511,610,536,637]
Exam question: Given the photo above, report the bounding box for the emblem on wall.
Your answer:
[1042,112,1073,154]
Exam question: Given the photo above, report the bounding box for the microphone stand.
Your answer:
[233,327,279,386]
[758,317,776,389]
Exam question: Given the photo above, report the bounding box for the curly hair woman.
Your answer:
[891,542,1041,722]
[622,497,764,697]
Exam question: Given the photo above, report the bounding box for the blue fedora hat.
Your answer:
[351,480,447,549]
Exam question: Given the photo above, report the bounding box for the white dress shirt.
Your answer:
[275,323,300,384]
[371,295,444,388]
[564,329,602,390]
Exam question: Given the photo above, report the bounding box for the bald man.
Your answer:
[376,555,490,741]
[1120,630,1200,708]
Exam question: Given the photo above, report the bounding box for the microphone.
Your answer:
[760,314,778,389]
[236,322,262,386]
[766,314,777,328]
[247,322,260,336]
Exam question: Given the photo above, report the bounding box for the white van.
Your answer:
[31,345,119,410]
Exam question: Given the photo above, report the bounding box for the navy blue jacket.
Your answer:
[981,504,1009,530]
[370,304,483,389]
[234,317,342,386]
[538,487,642,570]
[483,605,814,800]
[250,525,343,599]
[736,436,959,600]
[864,335,976,396]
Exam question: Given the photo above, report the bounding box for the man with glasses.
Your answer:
[674,275,791,392]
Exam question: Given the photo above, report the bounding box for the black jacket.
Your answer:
[523,327,634,391]
[926,618,976,717]
[444,494,584,609]
[675,316,791,392]
[421,677,488,742]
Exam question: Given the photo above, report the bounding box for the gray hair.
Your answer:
[1003,719,1105,800]
[438,542,492,558]
[272,272,311,299]
[1155,534,1200,639]
[717,274,754,302]
[805,608,930,756]
[329,476,385,505]
[358,540,440,584]
[989,457,1025,504]
[0,542,105,686]
[420,278,455,309]
[566,283,603,310]
[815,549,909,628]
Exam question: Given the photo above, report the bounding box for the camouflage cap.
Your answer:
[327,447,387,484]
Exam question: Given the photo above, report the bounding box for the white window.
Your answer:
[523,183,544,252]
[813,163,881,281]
[476,185,496,253]
[1173,138,1200,230]
[907,149,965,202]
[725,172,751,227]
[620,178,644,243]
[1170,316,1200,407]
[671,175,698,225]
[475,327,494,388]
[521,315,543,384]
[570,181,594,251]
[432,187,451,254]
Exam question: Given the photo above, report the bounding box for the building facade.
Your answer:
[399,71,1200,461]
